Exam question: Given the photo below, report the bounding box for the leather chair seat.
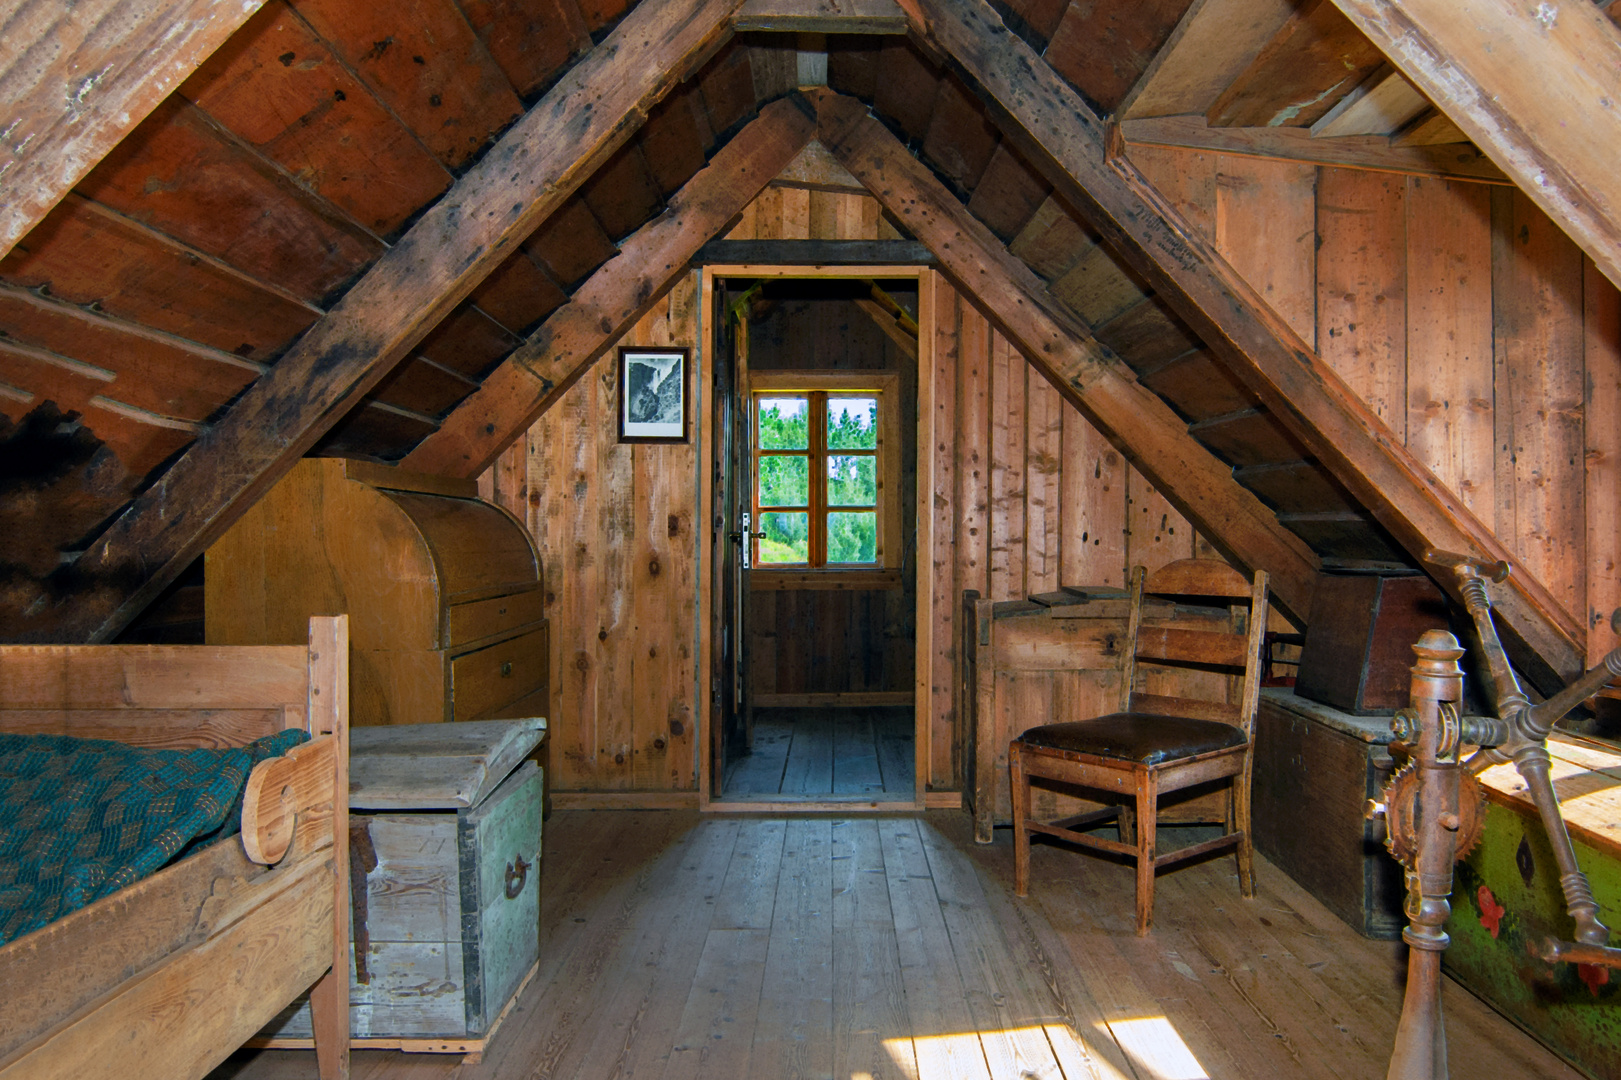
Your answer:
[1016,712,1246,765]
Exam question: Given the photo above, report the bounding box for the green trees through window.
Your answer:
[755,391,879,566]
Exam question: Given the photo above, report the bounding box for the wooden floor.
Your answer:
[215,811,1584,1080]
[721,706,914,800]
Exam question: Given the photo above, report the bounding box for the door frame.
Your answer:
[696,264,936,812]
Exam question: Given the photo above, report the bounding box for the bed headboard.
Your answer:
[0,616,346,748]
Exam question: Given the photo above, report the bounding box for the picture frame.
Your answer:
[617,346,690,444]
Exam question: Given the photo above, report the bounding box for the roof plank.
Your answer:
[19,0,743,643]
[0,0,270,260]
[1117,0,1298,120]
[811,88,1320,622]
[908,0,1587,685]
[403,94,818,477]
[1330,0,1621,293]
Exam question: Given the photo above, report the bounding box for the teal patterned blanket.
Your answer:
[0,728,308,946]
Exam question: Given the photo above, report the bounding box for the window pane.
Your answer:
[827,455,877,506]
[758,512,809,563]
[759,455,808,506]
[826,512,877,563]
[827,397,877,449]
[758,397,808,449]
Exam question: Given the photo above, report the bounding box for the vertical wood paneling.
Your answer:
[1060,410,1127,588]
[1585,259,1621,664]
[931,274,960,789]
[1316,170,1407,437]
[1405,178,1496,526]
[1215,157,1317,344]
[1492,188,1587,618]
[1025,375,1063,594]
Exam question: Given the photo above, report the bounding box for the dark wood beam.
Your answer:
[403,96,819,479]
[811,89,1321,624]
[24,0,743,644]
[0,0,269,259]
[1118,115,1510,186]
[904,0,1587,686]
[1331,0,1621,291]
[734,0,909,33]
[696,239,934,264]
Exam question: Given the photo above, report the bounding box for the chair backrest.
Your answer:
[1116,559,1270,736]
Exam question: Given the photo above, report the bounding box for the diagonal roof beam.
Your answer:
[810,88,1320,624]
[902,0,1586,687]
[0,0,270,260]
[20,0,744,645]
[404,95,819,479]
[1330,0,1621,293]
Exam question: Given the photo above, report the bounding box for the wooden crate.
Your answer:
[1295,571,1450,715]
[1252,690,1404,938]
[256,720,545,1063]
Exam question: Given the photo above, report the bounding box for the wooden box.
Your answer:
[258,719,546,1059]
[1294,571,1450,715]
[206,457,549,728]
[1252,690,1403,938]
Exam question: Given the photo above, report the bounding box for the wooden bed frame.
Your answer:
[0,615,352,1080]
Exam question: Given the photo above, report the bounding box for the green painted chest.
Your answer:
[259,718,545,1048]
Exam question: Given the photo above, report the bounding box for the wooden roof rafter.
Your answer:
[899,0,1588,687]
[809,87,1321,623]
[17,0,747,644]
[404,93,821,478]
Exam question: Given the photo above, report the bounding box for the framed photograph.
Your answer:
[617,346,690,443]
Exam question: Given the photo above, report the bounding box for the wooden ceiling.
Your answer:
[1,0,1616,685]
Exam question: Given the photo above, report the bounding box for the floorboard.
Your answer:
[724,706,915,800]
[213,810,1587,1080]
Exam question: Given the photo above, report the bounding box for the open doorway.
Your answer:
[706,271,925,805]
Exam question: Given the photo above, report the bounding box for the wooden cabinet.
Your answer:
[206,457,548,727]
[258,719,546,1059]
[961,588,1133,842]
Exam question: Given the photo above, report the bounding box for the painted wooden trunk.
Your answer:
[1442,739,1621,1079]
[260,760,543,1039]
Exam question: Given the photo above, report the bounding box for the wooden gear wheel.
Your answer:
[1378,763,1489,869]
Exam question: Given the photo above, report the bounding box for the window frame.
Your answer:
[749,370,901,579]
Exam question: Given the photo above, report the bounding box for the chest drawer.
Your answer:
[451,627,547,722]
[447,589,545,651]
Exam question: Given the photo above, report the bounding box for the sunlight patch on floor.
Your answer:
[883,1024,1134,1079]
[1102,1016,1210,1080]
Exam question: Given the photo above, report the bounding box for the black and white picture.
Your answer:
[618,347,689,443]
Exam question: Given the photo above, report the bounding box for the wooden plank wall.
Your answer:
[1128,148,1621,668]
[482,182,1224,793]
[482,276,702,794]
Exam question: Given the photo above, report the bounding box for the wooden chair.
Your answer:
[1010,558,1270,935]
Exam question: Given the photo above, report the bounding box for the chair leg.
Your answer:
[1134,768,1157,936]
[1117,800,1136,847]
[1011,742,1030,897]
[1234,761,1256,899]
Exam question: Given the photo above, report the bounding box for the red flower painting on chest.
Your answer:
[1579,963,1610,996]
[1477,884,1506,938]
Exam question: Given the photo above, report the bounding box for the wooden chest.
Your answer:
[1252,690,1403,938]
[205,457,549,728]
[258,719,546,1057]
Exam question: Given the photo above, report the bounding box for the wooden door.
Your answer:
[709,280,752,797]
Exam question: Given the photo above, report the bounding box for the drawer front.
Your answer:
[447,589,545,650]
[458,762,543,1033]
[450,627,546,722]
